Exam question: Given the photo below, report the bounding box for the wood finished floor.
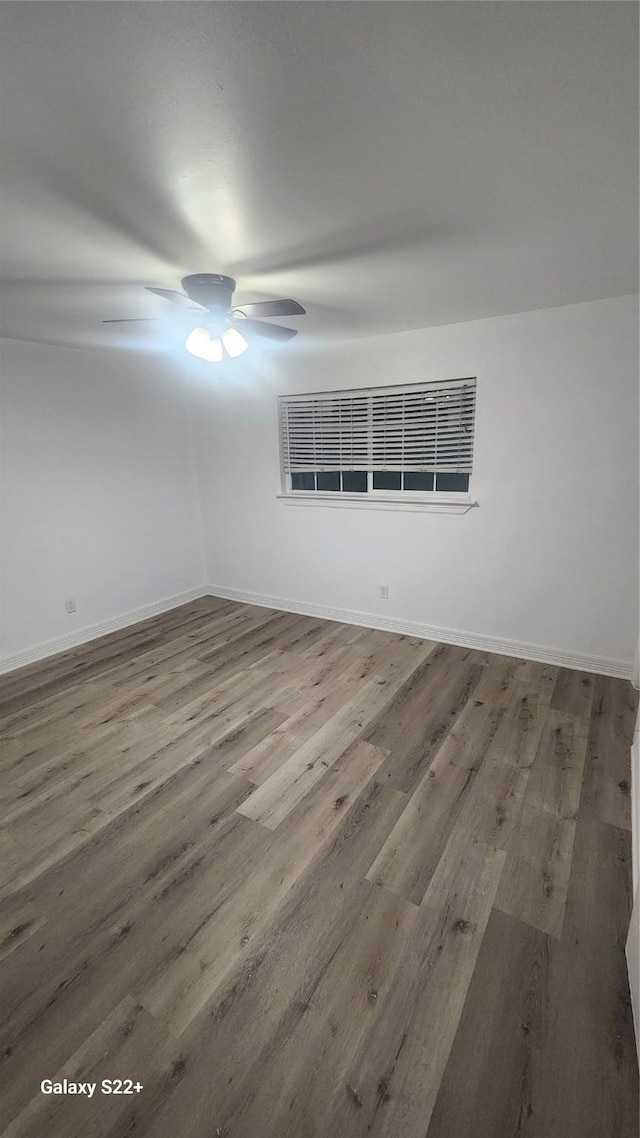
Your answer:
[0,597,637,1137]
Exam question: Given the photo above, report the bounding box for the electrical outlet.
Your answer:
[379,585,389,600]
[65,598,76,614]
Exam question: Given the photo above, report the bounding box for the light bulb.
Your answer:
[200,337,223,362]
[221,326,249,358]
[185,327,211,358]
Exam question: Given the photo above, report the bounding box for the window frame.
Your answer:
[278,378,478,513]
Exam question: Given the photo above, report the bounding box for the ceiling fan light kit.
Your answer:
[184,326,211,356]
[221,326,249,359]
[104,273,306,360]
[185,324,248,361]
[185,326,222,361]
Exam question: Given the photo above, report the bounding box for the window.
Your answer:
[278,378,476,506]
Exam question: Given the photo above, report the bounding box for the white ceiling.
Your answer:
[0,1,637,353]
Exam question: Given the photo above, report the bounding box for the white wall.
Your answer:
[194,295,639,676]
[0,338,205,664]
[2,295,637,677]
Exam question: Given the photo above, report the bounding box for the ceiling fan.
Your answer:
[103,274,305,360]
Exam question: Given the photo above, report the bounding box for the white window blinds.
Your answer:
[279,378,476,474]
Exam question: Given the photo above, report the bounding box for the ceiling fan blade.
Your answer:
[103,317,167,323]
[232,299,305,319]
[145,287,205,310]
[236,318,298,341]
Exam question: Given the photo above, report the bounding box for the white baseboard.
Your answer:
[0,587,208,676]
[0,582,633,682]
[206,583,634,681]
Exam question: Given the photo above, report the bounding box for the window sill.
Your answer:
[277,493,478,514]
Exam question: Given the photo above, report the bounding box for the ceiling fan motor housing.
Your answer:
[181,274,236,311]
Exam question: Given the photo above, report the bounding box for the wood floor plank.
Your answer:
[366,693,503,903]
[0,896,47,964]
[96,773,410,1137]
[427,908,552,1138]
[0,614,199,719]
[482,680,555,772]
[238,643,433,830]
[1,716,180,823]
[0,681,157,756]
[495,802,576,937]
[103,605,277,689]
[0,788,107,894]
[471,652,522,707]
[524,708,589,820]
[323,835,506,1138]
[236,683,387,828]
[229,635,430,787]
[364,643,484,794]
[94,705,288,820]
[513,659,559,694]
[455,752,531,849]
[201,880,419,1138]
[514,815,638,1138]
[550,667,595,720]
[0,776,256,1126]
[228,667,363,785]
[2,996,175,1138]
[139,739,393,1036]
[0,599,222,701]
[425,684,546,860]
[580,674,637,830]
